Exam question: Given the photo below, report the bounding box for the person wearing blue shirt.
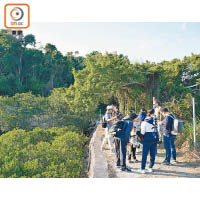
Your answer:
[122,113,138,170]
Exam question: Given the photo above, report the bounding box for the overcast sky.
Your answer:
[24,22,200,63]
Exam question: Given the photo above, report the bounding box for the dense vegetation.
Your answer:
[0,91,93,133]
[0,30,84,96]
[0,127,88,178]
[66,51,200,116]
[0,29,200,177]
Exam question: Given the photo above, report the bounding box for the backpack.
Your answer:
[109,120,125,137]
[145,122,159,143]
[169,115,183,135]
[102,116,107,128]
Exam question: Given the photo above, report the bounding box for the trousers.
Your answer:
[141,141,157,170]
[114,137,127,167]
[101,128,114,149]
[127,144,136,160]
[163,135,176,162]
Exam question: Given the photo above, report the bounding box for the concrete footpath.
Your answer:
[89,125,200,178]
[88,125,109,178]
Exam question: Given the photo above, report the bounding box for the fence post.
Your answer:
[153,97,155,108]
[100,109,101,122]
[193,97,197,150]
[134,99,136,113]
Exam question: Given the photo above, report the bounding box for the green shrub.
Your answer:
[176,121,200,149]
[0,127,88,178]
[0,92,48,131]
[47,88,92,132]
[0,92,93,133]
[162,93,193,121]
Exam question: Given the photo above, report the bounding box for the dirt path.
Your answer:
[99,126,200,178]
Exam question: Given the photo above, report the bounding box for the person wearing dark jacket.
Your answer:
[160,108,176,165]
[110,113,138,172]
[123,113,138,143]
[110,115,130,171]
[137,109,159,174]
[123,113,139,163]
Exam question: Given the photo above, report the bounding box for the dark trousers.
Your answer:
[163,135,176,162]
[114,137,126,167]
[127,144,136,160]
[141,141,157,170]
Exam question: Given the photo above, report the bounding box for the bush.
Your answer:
[0,91,93,134]
[176,121,200,149]
[47,88,92,132]
[0,127,88,178]
[0,92,48,131]
[162,93,193,121]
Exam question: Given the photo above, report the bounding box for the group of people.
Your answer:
[101,101,177,173]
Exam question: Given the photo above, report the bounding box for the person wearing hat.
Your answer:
[101,105,116,152]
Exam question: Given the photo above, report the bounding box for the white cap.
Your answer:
[106,105,113,110]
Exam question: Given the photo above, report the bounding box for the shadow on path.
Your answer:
[152,169,200,178]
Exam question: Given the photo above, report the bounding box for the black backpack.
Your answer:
[109,120,125,137]
[102,116,107,128]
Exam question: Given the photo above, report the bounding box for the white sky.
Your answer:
[23,22,200,63]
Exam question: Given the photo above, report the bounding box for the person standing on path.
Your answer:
[101,105,116,152]
[127,126,139,163]
[111,113,138,172]
[153,100,163,144]
[111,115,130,171]
[160,108,177,165]
[112,105,123,120]
[123,112,138,143]
[135,108,147,154]
[123,113,139,163]
[137,109,159,174]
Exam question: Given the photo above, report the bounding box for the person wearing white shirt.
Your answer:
[101,105,116,152]
[137,109,159,174]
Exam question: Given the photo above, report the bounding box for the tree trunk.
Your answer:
[44,73,55,95]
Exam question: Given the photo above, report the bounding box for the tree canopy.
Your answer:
[0,30,85,96]
[65,51,200,118]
